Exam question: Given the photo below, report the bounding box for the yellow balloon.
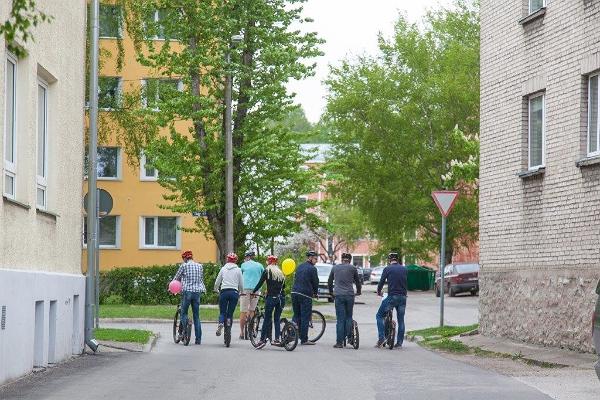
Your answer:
[281,258,297,276]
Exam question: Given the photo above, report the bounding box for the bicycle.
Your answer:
[248,295,299,351]
[383,308,396,350]
[290,292,327,343]
[172,303,192,346]
[343,320,360,350]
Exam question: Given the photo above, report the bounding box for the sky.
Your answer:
[288,0,453,122]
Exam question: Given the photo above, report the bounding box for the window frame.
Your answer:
[528,0,545,14]
[96,146,122,181]
[139,216,181,250]
[83,215,121,249]
[141,78,182,110]
[36,79,49,209]
[140,153,158,181]
[587,73,600,157]
[528,92,546,170]
[98,76,122,111]
[4,53,18,199]
[98,4,123,39]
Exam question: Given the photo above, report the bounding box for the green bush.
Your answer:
[103,294,124,305]
[100,263,221,305]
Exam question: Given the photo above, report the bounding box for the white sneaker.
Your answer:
[216,323,223,336]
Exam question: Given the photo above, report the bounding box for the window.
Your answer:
[140,153,158,180]
[4,55,17,198]
[529,0,545,14]
[99,4,122,38]
[528,93,545,169]
[142,78,181,109]
[588,74,599,156]
[37,82,48,208]
[141,216,179,248]
[83,216,120,248]
[145,9,175,40]
[97,77,121,109]
[97,147,120,179]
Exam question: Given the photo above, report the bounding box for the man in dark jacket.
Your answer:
[292,250,319,345]
[375,252,407,349]
[328,253,362,348]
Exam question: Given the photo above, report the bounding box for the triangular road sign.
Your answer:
[432,191,459,217]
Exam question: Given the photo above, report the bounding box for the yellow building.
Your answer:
[82,2,217,270]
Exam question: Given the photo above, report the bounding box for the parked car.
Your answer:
[435,263,480,297]
[360,267,372,283]
[370,266,385,285]
[593,279,600,380]
[315,263,334,302]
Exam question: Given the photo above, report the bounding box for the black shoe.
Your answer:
[301,341,316,346]
[255,340,267,349]
[333,343,343,349]
[195,339,201,345]
[394,343,402,349]
[216,324,223,336]
[375,339,385,348]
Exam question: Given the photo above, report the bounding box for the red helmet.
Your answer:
[226,253,238,263]
[267,255,278,264]
[181,250,193,260]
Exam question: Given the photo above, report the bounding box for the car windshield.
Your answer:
[373,267,384,272]
[315,264,332,276]
[455,264,479,274]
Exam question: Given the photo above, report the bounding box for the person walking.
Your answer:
[214,253,243,337]
[239,251,264,339]
[252,255,286,349]
[173,250,206,345]
[291,250,319,345]
[375,252,407,349]
[328,253,362,348]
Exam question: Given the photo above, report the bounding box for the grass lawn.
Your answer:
[406,324,479,340]
[94,328,153,343]
[100,304,301,321]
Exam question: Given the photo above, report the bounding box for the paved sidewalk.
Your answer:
[457,334,597,369]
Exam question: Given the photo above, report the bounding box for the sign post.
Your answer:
[432,190,459,327]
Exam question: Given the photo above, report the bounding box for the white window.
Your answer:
[97,147,121,179]
[4,54,17,198]
[588,74,599,156]
[146,9,175,40]
[529,0,545,14]
[142,78,182,109]
[99,4,123,39]
[97,77,121,110]
[37,81,49,208]
[140,153,158,181]
[528,93,545,169]
[83,216,120,249]
[141,216,180,249]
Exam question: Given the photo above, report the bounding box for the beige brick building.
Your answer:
[480,0,600,352]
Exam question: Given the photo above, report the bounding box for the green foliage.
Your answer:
[325,0,480,261]
[423,338,471,353]
[0,0,52,58]
[99,264,221,305]
[94,328,152,343]
[407,324,479,340]
[103,0,323,260]
[103,294,124,305]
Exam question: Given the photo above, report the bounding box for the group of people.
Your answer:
[172,249,407,349]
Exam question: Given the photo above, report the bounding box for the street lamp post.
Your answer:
[224,34,243,255]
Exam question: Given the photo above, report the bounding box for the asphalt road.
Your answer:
[0,290,552,400]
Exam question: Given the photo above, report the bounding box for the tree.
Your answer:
[325,0,479,263]
[106,0,322,261]
[1,0,52,57]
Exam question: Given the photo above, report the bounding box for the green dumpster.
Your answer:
[406,264,435,291]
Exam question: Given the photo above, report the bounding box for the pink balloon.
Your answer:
[168,280,182,295]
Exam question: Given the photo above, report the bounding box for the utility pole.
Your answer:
[85,0,100,352]
[224,35,243,254]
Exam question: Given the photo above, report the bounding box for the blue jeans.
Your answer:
[181,291,202,342]
[376,295,406,344]
[261,295,285,341]
[218,289,239,324]
[334,295,354,344]
[292,293,312,343]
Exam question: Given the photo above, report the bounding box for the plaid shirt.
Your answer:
[174,261,206,293]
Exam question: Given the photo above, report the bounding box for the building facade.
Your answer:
[82,2,218,270]
[480,0,600,351]
[0,1,87,384]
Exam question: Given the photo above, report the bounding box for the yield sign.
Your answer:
[432,191,459,217]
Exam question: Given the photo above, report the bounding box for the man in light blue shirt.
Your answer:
[239,251,264,339]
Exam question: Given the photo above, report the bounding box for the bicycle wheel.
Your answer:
[173,307,181,344]
[282,321,298,352]
[308,310,326,343]
[183,321,192,346]
[352,320,360,350]
[387,320,396,350]
[224,320,231,348]
[249,314,262,348]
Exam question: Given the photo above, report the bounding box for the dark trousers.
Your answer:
[181,290,202,341]
[218,289,239,324]
[334,295,354,344]
[261,295,285,341]
[292,293,313,343]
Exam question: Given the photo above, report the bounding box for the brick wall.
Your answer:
[480,0,600,351]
